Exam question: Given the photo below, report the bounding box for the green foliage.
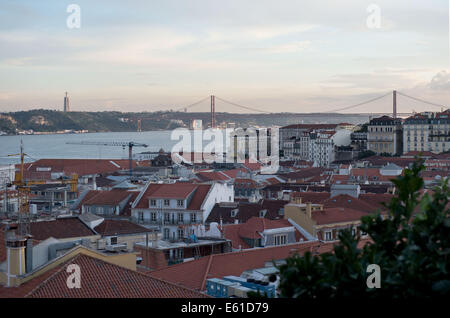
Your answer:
[278,160,450,298]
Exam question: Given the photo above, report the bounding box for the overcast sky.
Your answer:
[0,0,449,114]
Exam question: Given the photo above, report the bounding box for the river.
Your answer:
[0,131,180,165]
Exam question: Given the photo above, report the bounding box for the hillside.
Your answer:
[0,109,370,135]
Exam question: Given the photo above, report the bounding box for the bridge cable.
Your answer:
[214,96,272,114]
[397,91,447,109]
[173,96,211,112]
[323,92,392,113]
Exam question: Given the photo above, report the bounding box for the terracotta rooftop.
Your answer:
[278,168,327,182]
[134,183,212,210]
[206,199,288,224]
[222,217,306,248]
[312,207,369,225]
[195,171,231,182]
[149,241,322,291]
[81,189,134,206]
[94,219,151,237]
[21,159,142,179]
[27,217,97,241]
[322,194,378,213]
[290,191,330,204]
[25,254,208,298]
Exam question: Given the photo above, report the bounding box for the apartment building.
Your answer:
[131,182,234,241]
[280,124,338,159]
[284,200,368,242]
[403,110,450,154]
[367,116,403,155]
[308,131,337,167]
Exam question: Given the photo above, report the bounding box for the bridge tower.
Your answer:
[393,90,397,119]
[211,95,216,128]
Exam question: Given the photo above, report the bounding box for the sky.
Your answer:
[0,0,449,114]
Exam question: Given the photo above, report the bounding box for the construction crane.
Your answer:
[66,141,148,177]
[7,141,79,235]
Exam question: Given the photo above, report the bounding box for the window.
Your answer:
[178,213,184,223]
[190,213,197,223]
[163,228,170,240]
[177,228,184,240]
[177,200,184,207]
[325,231,332,241]
[150,199,157,206]
[138,212,144,222]
[151,212,156,222]
[164,199,170,206]
[274,235,287,246]
[110,236,118,245]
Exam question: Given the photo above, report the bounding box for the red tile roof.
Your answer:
[82,189,134,206]
[21,159,141,179]
[195,171,231,182]
[322,194,377,213]
[25,254,208,298]
[149,241,321,290]
[290,191,330,203]
[94,219,151,236]
[134,183,212,210]
[148,183,197,199]
[28,217,97,241]
[222,224,251,249]
[358,193,393,211]
[312,207,368,225]
[221,168,247,179]
[242,161,262,172]
[0,262,62,298]
[234,178,261,189]
[222,217,306,248]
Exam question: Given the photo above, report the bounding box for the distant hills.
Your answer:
[0,109,370,135]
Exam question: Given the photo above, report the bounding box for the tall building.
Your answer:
[403,109,450,154]
[64,92,70,112]
[367,116,403,155]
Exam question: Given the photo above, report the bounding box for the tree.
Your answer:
[277,160,450,298]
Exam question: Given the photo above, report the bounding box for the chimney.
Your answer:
[306,202,312,218]
[5,230,28,286]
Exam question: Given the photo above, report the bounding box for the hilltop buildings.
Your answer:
[403,110,450,153]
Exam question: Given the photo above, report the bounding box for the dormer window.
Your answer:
[177,200,184,207]
[150,199,157,207]
[164,199,170,206]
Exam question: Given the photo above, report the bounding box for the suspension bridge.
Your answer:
[135,90,448,131]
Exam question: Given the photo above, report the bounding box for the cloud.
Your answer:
[429,71,450,90]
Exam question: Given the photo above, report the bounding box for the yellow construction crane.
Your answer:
[8,141,78,191]
[7,142,79,235]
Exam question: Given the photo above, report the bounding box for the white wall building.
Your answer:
[131,182,234,241]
